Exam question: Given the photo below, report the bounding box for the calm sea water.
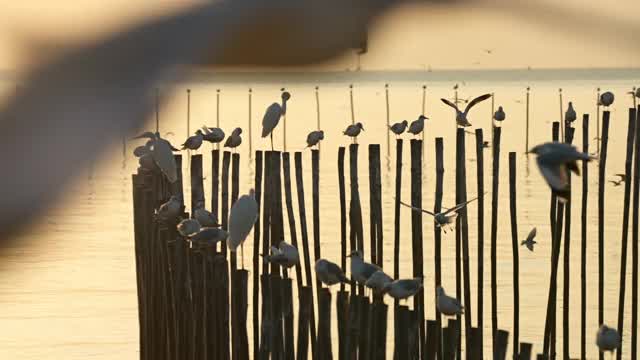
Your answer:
[1,72,639,358]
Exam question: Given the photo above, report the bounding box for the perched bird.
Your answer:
[201,127,225,144]
[177,218,201,237]
[138,153,156,169]
[400,196,480,233]
[306,130,325,148]
[365,270,394,293]
[194,207,219,227]
[262,92,291,150]
[493,106,505,122]
[343,122,365,140]
[436,286,464,316]
[441,93,492,127]
[565,102,577,124]
[156,196,181,222]
[224,127,243,150]
[408,115,428,136]
[530,142,596,201]
[599,91,615,107]
[263,241,299,268]
[348,250,381,286]
[189,227,228,247]
[151,136,178,183]
[521,227,537,252]
[382,277,423,300]
[228,189,258,252]
[133,144,151,157]
[627,88,640,98]
[389,120,408,136]
[596,324,621,353]
[181,130,204,150]
[315,259,349,286]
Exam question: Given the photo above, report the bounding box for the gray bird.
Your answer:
[133,144,151,157]
[565,102,577,123]
[152,136,179,183]
[224,127,243,150]
[609,180,623,187]
[520,227,537,252]
[348,250,381,285]
[493,106,505,121]
[306,130,325,148]
[181,130,204,150]
[599,91,615,107]
[365,270,394,293]
[262,92,291,150]
[189,227,228,246]
[138,153,156,169]
[315,259,349,286]
[408,115,428,136]
[343,122,365,139]
[529,142,596,201]
[194,207,219,227]
[201,127,225,144]
[228,189,258,252]
[389,120,408,136]
[177,218,201,237]
[400,196,480,233]
[156,196,181,223]
[382,277,423,300]
[441,93,492,127]
[436,286,464,316]
[263,241,299,268]
[596,324,621,353]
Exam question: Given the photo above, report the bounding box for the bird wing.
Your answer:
[262,103,282,137]
[442,196,479,215]
[463,93,492,114]
[538,160,569,191]
[526,227,537,243]
[399,201,436,216]
[526,242,534,251]
[440,98,459,111]
[228,195,258,251]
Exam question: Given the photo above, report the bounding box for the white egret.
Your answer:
[262,92,291,150]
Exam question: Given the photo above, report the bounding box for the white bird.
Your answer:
[529,142,596,201]
[565,102,577,123]
[315,259,349,286]
[400,196,480,233]
[194,207,219,227]
[156,196,181,222]
[407,115,428,136]
[521,227,537,252]
[596,324,621,354]
[389,120,408,136]
[599,91,615,107]
[202,127,225,144]
[441,93,492,127]
[263,241,299,268]
[365,270,393,293]
[493,106,505,122]
[177,218,201,237]
[228,189,258,252]
[189,227,228,247]
[383,277,423,300]
[262,92,291,150]
[181,130,204,150]
[224,127,243,151]
[348,250,381,285]
[306,130,325,148]
[151,136,178,183]
[343,122,365,140]
[436,286,464,316]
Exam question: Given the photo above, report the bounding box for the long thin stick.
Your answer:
[385,84,390,159]
[490,125,501,354]
[596,88,601,155]
[187,89,191,138]
[350,84,355,125]
[559,88,564,140]
[434,137,444,360]
[563,127,575,360]
[216,89,220,150]
[581,114,589,360]
[315,86,321,151]
[525,86,530,153]
[422,85,426,159]
[632,103,640,360]
[475,129,485,360]
[508,152,520,359]
[598,110,611,360]
[282,88,287,152]
[248,88,252,154]
[155,87,160,133]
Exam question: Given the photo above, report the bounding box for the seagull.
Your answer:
[408,115,428,136]
[529,142,596,201]
[156,196,182,223]
[365,270,394,293]
[224,127,243,151]
[400,196,480,233]
[382,277,423,300]
[599,91,615,107]
[441,93,492,127]
[521,227,537,252]
[389,120,408,136]
[177,218,201,237]
[263,241,300,268]
[188,227,228,247]
[262,91,291,150]
[228,189,258,253]
[151,136,179,183]
[201,126,225,144]
[348,250,381,286]
[194,207,219,227]
[306,130,325,148]
[437,286,464,316]
[565,102,577,124]
[493,106,506,122]
[181,130,204,150]
[596,324,621,354]
[315,259,349,286]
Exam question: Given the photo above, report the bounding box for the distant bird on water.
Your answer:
[201,126,225,144]
[262,91,291,150]
[348,250,381,286]
[441,93,492,127]
[177,218,201,237]
[365,270,393,293]
[521,227,537,252]
[315,259,349,286]
[408,115,428,136]
[400,196,480,233]
[224,127,243,151]
[565,102,576,124]
[493,106,505,122]
[389,120,408,137]
[529,142,596,201]
[228,189,258,253]
[306,130,325,148]
[596,324,621,354]
[343,122,365,142]
[263,241,299,268]
[599,91,615,107]
[383,277,423,300]
[436,286,464,316]
[181,130,204,150]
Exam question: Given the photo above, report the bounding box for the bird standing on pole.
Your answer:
[262,91,291,150]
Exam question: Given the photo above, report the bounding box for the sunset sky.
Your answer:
[0,0,638,72]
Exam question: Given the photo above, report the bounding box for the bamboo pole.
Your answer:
[632,104,640,360]
[315,86,321,152]
[350,84,355,125]
[248,88,253,155]
[410,139,426,359]
[581,115,589,360]
[434,137,444,360]
[475,129,485,360]
[422,85,426,159]
[252,151,262,360]
[508,152,519,359]
[490,125,502,353]
[525,87,530,153]
[385,84,390,159]
[598,111,611,360]
[563,127,575,360]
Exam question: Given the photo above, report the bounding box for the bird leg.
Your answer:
[270,133,274,151]
[241,244,245,269]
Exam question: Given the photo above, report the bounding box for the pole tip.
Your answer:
[187,88,191,93]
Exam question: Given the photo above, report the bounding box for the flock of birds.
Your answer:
[130,87,635,354]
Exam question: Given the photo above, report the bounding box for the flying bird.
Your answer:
[262,92,291,150]
[315,259,349,286]
[389,120,408,136]
[436,286,464,316]
[400,196,480,233]
[408,115,428,136]
[521,227,537,252]
[306,130,325,148]
[441,93,492,127]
